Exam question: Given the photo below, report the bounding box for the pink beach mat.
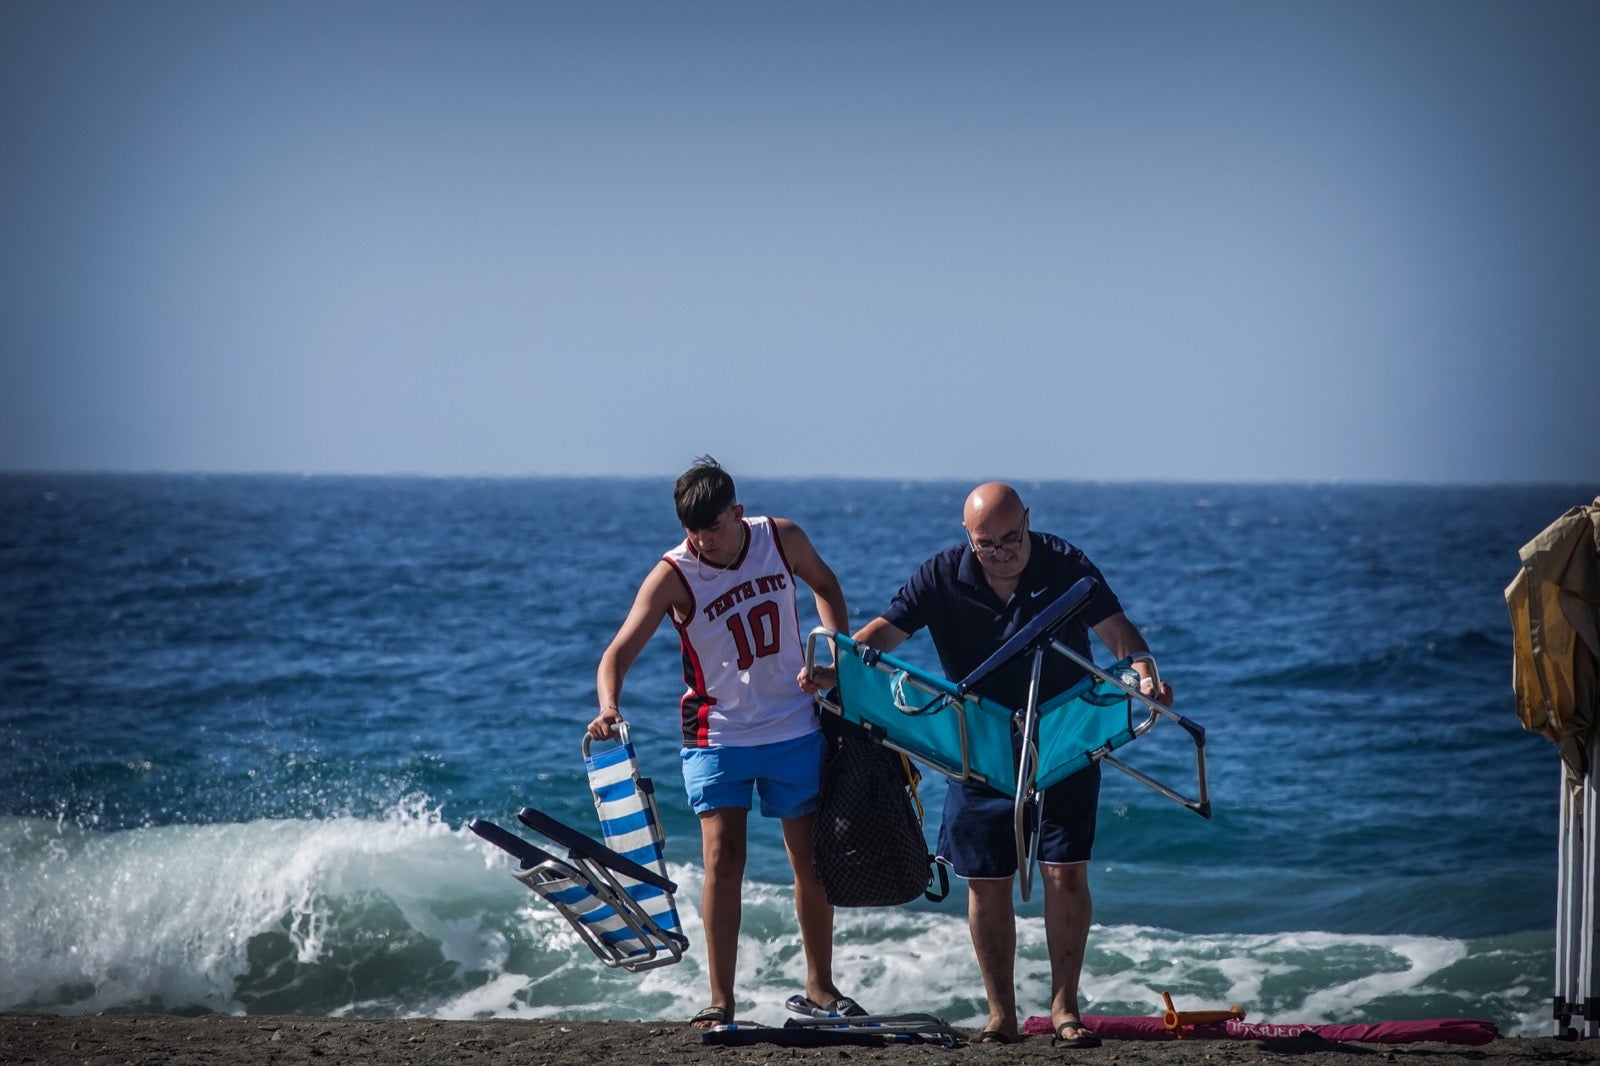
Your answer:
[1021,1014,1499,1046]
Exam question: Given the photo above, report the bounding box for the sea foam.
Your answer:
[0,809,1553,1034]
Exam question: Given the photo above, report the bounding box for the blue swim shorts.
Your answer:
[680,730,826,819]
[935,762,1101,879]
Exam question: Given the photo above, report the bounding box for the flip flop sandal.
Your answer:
[690,1006,731,1028]
[785,994,870,1018]
[1052,1018,1102,1049]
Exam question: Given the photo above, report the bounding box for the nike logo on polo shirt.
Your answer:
[1030,587,1047,598]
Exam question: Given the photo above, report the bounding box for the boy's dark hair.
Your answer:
[675,456,737,530]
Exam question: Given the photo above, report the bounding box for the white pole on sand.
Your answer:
[1577,764,1588,1036]
[1557,765,1578,1037]
[1562,739,1600,1039]
[1589,735,1600,1037]
[1553,746,1600,1040]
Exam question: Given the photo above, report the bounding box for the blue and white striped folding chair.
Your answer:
[578,723,685,960]
[806,577,1211,901]
[470,723,687,972]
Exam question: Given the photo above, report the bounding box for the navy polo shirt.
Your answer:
[881,532,1123,711]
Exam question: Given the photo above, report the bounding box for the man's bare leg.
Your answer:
[968,877,1019,1039]
[1041,861,1093,1041]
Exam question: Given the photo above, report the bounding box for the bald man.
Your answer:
[851,483,1171,1048]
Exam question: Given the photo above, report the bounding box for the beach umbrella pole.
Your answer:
[1589,735,1600,1036]
[1558,763,1577,1036]
[1558,739,1600,1038]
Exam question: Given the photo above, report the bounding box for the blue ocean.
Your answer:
[1,474,1591,1035]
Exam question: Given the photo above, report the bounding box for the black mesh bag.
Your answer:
[812,715,947,908]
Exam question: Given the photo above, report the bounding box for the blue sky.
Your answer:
[2,1,1595,483]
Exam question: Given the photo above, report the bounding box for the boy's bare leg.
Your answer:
[697,808,748,1026]
[781,813,847,1008]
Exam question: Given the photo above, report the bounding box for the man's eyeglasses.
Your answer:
[966,513,1028,558]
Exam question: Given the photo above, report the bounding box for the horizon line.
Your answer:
[1,467,1593,491]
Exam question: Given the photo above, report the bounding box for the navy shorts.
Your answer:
[935,762,1101,879]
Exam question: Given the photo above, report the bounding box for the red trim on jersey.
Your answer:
[769,521,796,577]
[662,557,696,625]
[676,633,714,747]
[664,556,714,747]
[768,521,808,659]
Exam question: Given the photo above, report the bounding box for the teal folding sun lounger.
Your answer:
[805,577,1211,900]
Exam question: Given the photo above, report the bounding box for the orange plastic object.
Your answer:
[1161,991,1246,1038]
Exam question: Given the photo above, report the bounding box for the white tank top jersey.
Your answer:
[662,515,818,749]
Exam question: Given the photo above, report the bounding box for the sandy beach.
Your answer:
[5,1013,1600,1066]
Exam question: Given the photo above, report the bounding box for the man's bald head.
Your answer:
[962,482,1031,579]
[964,482,1025,528]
